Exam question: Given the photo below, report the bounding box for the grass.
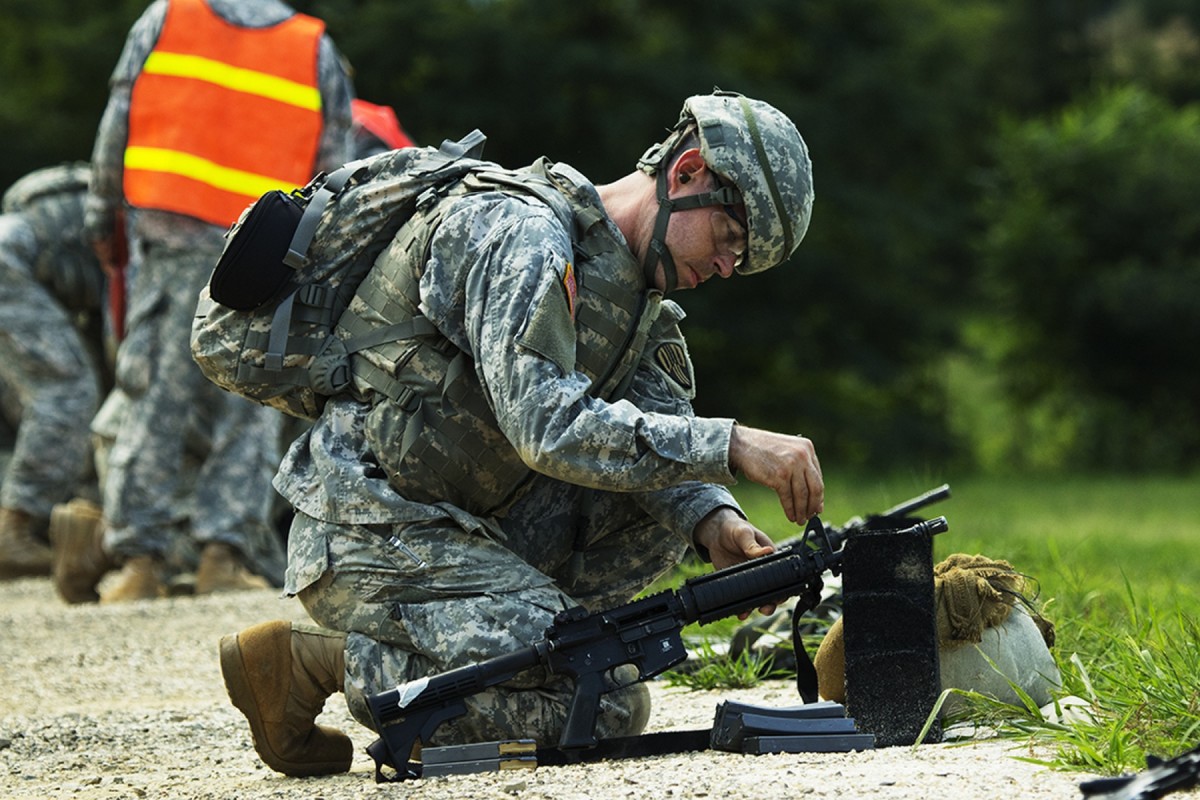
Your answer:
[656,472,1200,775]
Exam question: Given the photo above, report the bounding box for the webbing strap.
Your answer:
[352,361,413,406]
[283,161,368,269]
[264,290,298,372]
[602,293,660,401]
[235,360,311,388]
[436,128,487,159]
[793,603,821,704]
[589,290,650,400]
[441,352,469,412]
[575,305,626,350]
[580,272,635,305]
[643,170,677,292]
[343,317,437,354]
[535,729,711,767]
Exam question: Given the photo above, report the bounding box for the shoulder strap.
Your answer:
[285,129,489,270]
[285,161,367,269]
[261,130,491,384]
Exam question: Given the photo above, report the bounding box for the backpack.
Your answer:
[191,131,505,420]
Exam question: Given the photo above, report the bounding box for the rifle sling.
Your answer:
[534,728,712,766]
[793,602,821,704]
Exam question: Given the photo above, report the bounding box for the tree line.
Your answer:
[4,0,1199,474]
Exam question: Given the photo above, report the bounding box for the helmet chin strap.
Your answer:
[642,169,679,293]
[641,168,742,294]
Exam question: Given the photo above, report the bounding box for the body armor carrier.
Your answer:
[340,160,662,517]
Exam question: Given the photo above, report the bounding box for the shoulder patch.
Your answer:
[516,258,577,376]
[654,342,692,390]
[562,261,577,320]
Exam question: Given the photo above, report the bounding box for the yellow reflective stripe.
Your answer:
[125,146,297,197]
[143,51,321,111]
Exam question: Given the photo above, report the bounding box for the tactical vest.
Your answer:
[340,159,663,517]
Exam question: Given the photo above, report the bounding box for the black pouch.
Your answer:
[210,190,304,311]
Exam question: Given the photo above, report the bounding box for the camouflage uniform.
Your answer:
[0,164,106,522]
[85,0,353,565]
[275,164,743,742]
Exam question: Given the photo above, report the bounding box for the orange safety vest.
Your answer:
[124,0,325,227]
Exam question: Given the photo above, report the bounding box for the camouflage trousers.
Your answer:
[292,481,690,745]
[102,242,282,564]
[0,216,103,518]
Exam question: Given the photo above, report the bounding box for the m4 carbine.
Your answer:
[365,487,951,781]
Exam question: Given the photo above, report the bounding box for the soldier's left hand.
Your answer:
[693,507,777,619]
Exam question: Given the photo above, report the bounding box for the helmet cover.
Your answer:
[641,92,814,275]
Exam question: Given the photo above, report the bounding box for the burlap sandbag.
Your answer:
[814,553,1057,708]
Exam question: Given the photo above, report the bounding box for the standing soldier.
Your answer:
[82,0,354,601]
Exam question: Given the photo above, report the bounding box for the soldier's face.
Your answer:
[658,179,747,292]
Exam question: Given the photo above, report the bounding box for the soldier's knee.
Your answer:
[595,666,651,738]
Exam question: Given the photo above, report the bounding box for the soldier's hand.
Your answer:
[728,425,824,524]
[693,507,777,619]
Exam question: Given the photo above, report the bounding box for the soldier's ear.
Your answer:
[671,149,706,190]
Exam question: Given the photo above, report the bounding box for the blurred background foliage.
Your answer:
[4,0,1199,475]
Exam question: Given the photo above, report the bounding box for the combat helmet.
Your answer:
[638,91,813,290]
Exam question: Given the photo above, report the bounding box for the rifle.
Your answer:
[1080,746,1200,800]
[833,482,951,535]
[729,483,952,679]
[365,492,952,782]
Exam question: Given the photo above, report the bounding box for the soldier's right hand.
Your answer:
[727,424,824,524]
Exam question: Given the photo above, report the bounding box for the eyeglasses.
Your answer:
[711,177,748,269]
[710,209,747,270]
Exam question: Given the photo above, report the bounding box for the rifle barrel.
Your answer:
[881,484,951,519]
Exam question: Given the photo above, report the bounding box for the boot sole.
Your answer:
[219,632,352,777]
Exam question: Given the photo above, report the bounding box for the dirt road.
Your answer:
[0,575,1107,800]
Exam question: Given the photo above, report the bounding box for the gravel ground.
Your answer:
[0,575,1137,800]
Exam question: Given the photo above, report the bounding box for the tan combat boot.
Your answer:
[219,620,353,776]
[195,542,271,594]
[100,554,168,603]
[0,506,53,579]
[48,499,113,603]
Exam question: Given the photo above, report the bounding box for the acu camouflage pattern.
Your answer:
[101,245,286,572]
[272,156,739,531]
[191,138,496,421]
[2,163,105,312]
[639,91,814,275]
[290,471,696,741]
[0,165,107,518]
[273,150,746,743]
[347,158,670,516]
[193,146,680,520]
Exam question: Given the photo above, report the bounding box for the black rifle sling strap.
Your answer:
[535,729,712,767]
[792,603,821,704]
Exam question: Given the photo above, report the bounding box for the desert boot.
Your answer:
[100,554,167,603]
[195,542,271,594]
[219,620,353,776]
[49,498,113,603]
[0,506,52,579]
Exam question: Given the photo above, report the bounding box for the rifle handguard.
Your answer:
[678,516,947,625]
